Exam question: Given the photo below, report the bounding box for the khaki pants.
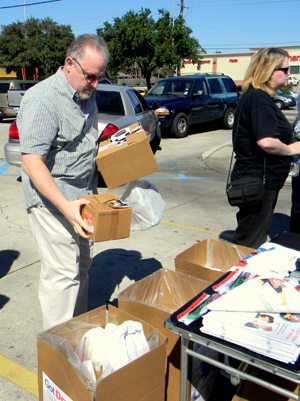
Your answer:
[28,206,93,330]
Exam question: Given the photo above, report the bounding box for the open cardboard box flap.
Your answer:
[118,269,209,401]
[37,305,167,401]
[175,239,254,282]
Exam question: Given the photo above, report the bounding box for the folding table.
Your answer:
[165,232,300,401]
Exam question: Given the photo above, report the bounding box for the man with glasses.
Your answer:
[17,34,109,329]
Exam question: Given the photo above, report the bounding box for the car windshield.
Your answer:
[96,90,125,115]
[147,80,193,96]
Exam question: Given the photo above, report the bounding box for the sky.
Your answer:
[0,0,300,54]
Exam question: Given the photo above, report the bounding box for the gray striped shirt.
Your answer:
[18,68,99,210]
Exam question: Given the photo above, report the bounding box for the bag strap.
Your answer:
[226,94,266,188]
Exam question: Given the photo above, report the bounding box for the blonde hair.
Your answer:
[242,47,289,96]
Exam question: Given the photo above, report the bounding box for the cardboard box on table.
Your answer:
[78,194,132,242]
[118,268,211,401]
[37,305,167,401]
[96,123,159,189]
[175,239,254,283]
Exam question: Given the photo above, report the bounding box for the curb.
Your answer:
[201,142,293,187]
[201,143,232,161]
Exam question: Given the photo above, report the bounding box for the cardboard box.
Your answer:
[78,194,132,242]
[96,123,159,189]
[175,239,254,283]
[118,268,211,401]
[37,305,167,401]
[232,366,299,401]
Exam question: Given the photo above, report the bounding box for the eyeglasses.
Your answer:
[274,67,289,75]
[72,57,103,83]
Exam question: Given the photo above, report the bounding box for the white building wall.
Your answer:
[180,46,300,86]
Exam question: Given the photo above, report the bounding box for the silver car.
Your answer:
[4,84,161,168]
[96,84,161,152]
[274,90,296,109]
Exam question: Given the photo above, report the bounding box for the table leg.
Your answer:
[180,336,189,401]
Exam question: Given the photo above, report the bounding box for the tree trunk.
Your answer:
[145,73,151,90]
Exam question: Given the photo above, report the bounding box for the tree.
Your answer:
[97,8,203,89]
[0,18,74,80]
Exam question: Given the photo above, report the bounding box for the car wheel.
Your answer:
[223,108,235,129]
[275,100,283,109]
[171,112,188,138]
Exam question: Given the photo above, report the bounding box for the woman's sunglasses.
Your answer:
[274,67,289,75]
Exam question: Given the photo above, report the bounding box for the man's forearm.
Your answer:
[21,154,69,213]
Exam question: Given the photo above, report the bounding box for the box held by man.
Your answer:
[96,123,159,189]
[78,194,132,242]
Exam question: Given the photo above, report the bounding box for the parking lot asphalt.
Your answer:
[0,115,296,400]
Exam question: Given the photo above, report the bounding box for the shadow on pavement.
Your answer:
[0,249,20,278]
[0,294,9,309]
[87,248,162,310]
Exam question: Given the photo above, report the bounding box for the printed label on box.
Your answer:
[42,372,73,401]
[83,209,94,233]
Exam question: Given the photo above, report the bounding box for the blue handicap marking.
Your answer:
[148,161,213,180]
[0,162,20,176]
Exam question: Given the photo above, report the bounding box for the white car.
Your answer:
[288,76,299,86]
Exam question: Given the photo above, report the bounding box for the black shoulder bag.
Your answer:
[226,99,265,207]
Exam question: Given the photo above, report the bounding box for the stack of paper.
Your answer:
[176,242,300,364]
[201,310,300,364]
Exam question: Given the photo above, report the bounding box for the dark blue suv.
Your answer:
[144,74,239,138]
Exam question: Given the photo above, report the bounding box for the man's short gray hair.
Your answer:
[66,34,109,64]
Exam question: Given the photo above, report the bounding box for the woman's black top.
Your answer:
[231,87,292,191]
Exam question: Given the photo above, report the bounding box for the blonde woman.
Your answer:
[231,47,300,248]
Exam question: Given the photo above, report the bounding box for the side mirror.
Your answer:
[149,102,159,110]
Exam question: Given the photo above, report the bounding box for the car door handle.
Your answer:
[207,100,211,104]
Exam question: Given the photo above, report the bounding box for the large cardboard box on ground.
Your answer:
[232,366,299,401]
[78,194,132,242]
[96,123,159,189]
[37,305,167,401]
[118,268,211,401]
[175,239,254,283]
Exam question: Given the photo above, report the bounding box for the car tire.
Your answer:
[275,100,283,109]
[171,112,189,138]
[223,108,235,129]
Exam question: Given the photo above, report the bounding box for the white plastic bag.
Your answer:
[121,180,166,231]
[78,320,151,380]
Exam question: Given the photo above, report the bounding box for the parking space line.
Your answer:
[0,162,20,176]
[160,219,221,236]
[0,353,38,398]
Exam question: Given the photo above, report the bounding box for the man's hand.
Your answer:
[22,154,93,239]
[59,198,92,239]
